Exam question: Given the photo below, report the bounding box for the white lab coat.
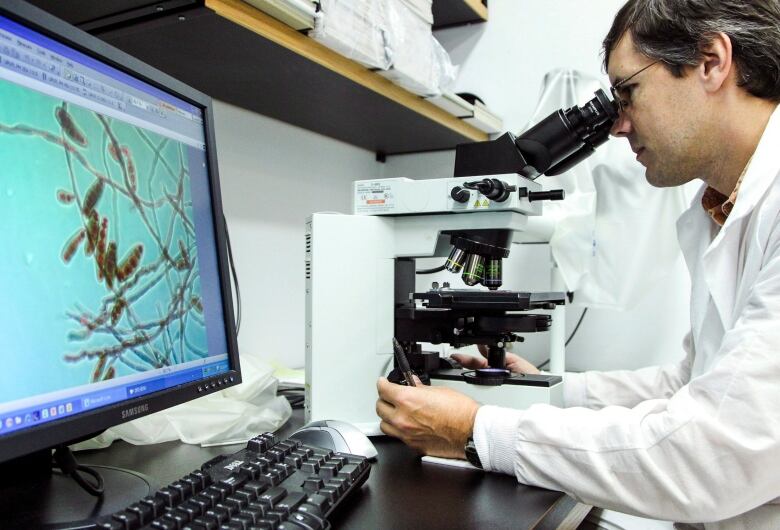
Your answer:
[473,104,780,529]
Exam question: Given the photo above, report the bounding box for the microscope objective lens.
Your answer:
[462,254,485,286]
[484,258,503,290]
[446,247,466,273]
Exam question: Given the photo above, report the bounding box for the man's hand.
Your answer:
[376,377,479,459]
[451,345,541,375]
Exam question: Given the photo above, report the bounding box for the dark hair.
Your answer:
[603,0,780,101]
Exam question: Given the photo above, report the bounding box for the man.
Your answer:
[376,1,780,528]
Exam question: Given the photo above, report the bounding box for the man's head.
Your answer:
[603,0,780,189]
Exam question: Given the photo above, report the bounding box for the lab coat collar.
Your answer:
[678,104,780,331]
[714,103,780,228]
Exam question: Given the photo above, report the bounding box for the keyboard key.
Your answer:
[112,509,140,529]
[289,511,326,530]
[265,449,285,463]
[150,517,178,530]
[294,448,313,459]
[301,462,319,474]
[171,507,193,525]
[305,494,330,514]
[171,480,194,501]
[337,464,361,482]
[202,486,225,504]
[141,495,166,518]
[97,519,124,530]
[126,501,153,524]
[318,487,338,503]
[225,494,249,511]
[251,458,272,473]
[258,486,287,508]
[192,493,215,512]
[205,506,230,524]
[259,470,282,487]
[181,499,205,518]
[302,478,324,493]
[193,515,220,530]
[249,520,276,530]
[233,513,256,528]
[273,462,294,478]
[326,478,348,495]
[156,486,181,507]
[266,511,287,525]
[295,503,323,517]
[318,464,338,479]
[247,436,269,453]
[243,480,270,497]
[276,491,307,515]
[234,488,258,504]
[276,522,308,530]
[284,455,302,469]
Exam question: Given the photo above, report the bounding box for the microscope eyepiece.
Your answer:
[454,89,619,180]
[514,89,618,178]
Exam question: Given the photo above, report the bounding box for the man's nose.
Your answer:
[610,112,633,137]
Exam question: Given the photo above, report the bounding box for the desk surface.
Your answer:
[80,412,590,530]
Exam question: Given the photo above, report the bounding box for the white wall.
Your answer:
[212,101,378,368]
[383,0,693,371]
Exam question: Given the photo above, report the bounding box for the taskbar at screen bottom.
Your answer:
[0,358,230,437]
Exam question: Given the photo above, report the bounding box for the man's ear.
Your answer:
[698,32,733,94]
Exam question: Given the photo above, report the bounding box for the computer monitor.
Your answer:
[0,0,240,524]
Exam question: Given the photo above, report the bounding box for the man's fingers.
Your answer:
[379,419,403,439]
[451,353,488,369]
[377,377,403,403]
[375,398,395,420]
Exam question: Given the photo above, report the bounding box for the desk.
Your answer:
[80,412,591,529]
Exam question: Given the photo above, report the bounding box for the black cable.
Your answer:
[278,386,305,409]
[565,308,588,347]
[416,263,447,274]
[223,214,242,335]
[53,446,104,497]
[535,308,588,370]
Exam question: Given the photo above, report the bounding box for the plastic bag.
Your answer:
[378,0,456,96]
[525,69,688,310]
[310,0,392,70]
[72,355,292,450]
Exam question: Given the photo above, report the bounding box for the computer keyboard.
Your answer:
[96,432,371,530]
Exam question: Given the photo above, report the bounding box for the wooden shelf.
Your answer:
[28,0,489,155]
[433,0,488,29]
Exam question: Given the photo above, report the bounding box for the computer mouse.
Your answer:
[290,420,378,459]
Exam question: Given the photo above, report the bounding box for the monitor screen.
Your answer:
[0,1,240,464]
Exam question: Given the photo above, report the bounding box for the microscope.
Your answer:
[305,90,617,434]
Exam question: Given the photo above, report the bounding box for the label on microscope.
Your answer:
[355,181,395,213]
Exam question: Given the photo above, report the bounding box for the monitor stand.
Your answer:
[0,448,155,529]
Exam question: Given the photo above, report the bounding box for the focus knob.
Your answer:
[450,186,470,203]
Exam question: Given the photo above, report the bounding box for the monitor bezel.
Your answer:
[0,0,242,464]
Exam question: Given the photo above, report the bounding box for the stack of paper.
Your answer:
[399,0,432,24]
[378,0,455,97]
[243,0,318,30]
[425,91,474,118]
[309,0,391,69]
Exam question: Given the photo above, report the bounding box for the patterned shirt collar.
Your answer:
[701,157,752,226]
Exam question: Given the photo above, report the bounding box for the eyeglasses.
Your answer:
[610,61,658,113]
